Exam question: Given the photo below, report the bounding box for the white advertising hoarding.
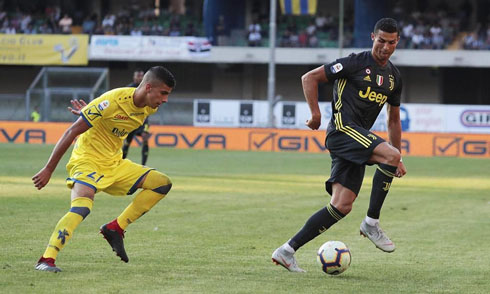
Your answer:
[272,101,331,129]
[89,35,211,61]
[371,104,490,133]
[193,100,269,127]
[193,100,490,134]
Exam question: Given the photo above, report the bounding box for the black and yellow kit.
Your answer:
[323,51,402,195]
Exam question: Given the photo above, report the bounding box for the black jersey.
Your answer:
[324,51,402,133]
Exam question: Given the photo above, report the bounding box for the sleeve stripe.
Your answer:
[80,113,93,127]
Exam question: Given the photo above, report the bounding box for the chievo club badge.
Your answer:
[376,75,384,86]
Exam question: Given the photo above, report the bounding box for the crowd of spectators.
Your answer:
[462,23,490,50]
[241,13,352,48]
[242,3,489,50]
[394,4,490,50]
[397,11,460,50]
[0,4,202,37]
[1,3,489,50]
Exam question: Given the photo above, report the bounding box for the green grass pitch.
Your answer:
[0,143,489,293]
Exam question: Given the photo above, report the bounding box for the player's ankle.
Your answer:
[106,219,124,235]
[364,216,379,226]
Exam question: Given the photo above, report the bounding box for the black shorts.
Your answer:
[325,126,385,196]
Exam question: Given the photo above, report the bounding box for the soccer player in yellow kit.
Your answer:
[32,66,176,272]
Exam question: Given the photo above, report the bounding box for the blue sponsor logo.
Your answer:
[95,38,118,46]
[400,105,410,131]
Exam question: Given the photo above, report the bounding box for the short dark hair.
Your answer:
[374,18,399,36]
[147,66,176,88]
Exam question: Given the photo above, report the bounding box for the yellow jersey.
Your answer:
[70,87,157,165]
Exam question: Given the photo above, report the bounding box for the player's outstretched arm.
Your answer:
[302,65,328,130]
[387,104,407,177]
[32,117,90,190]
[67,99,87,116]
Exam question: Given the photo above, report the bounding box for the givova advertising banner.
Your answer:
[0,34,88,65]
[1,121,490,158]
[89,35,211,61]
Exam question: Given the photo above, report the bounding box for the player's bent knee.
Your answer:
[143,170,172,195]
[335,203,352,215]
[70,197,93,219]
[387,149,401,166]
[153,183,172,195]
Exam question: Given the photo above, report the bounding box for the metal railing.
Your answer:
[25,67,109,121]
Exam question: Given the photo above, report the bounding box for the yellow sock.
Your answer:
[117,171,172,230]
[42,197,93,260]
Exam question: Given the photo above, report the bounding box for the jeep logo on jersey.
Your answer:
[196,102,210,123]
[239,103,253,124]
[282,104,296,125]
[112,127,128,137]
[359,87,388,106]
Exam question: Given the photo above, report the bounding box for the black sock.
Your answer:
[122,143,129,159]
[367,163,397,219]
[122,133,134,159]
[288,203,345,251]
[142,143,148,165]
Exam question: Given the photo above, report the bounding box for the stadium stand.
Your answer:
[1,0,488,49]
[0,0,489,124]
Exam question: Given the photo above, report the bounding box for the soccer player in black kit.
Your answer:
[122,69,151,165]
[272,18,407,272]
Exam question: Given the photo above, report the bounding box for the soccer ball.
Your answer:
[317,241,351,275]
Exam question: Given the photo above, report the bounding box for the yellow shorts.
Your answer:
[66,158,153,196]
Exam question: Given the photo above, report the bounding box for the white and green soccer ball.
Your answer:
[317,241,351,275]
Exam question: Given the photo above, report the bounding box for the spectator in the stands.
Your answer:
[102,13,116,28]
[59,14,72,34]
[280,29,291,47]
[315,13,327,31]
[411,30,424,49]
[150,20,164,36]
[298,29,308,47]
[82,14,97,34]
[248,19,262,46]
[248,25,261,46]
[308,32,318,47]
[169,23,181,36]
[20,13,31,32]
[130,26,143,36]
[2,19,16,34]
[306,21,316,36]
[38,23,53,34]
[289,29,299,47]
